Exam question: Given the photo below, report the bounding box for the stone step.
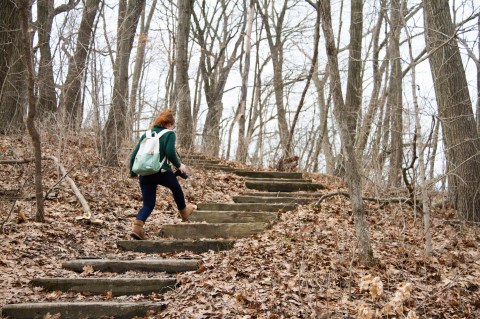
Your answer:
[190,210,277,223]
[232,195,313,205]
[117,239,235,254]
[242,191,323,198]
[160,223,267,239]
[234,170,303,179]
[31,277,176,296]
[245,181,324,192]
[62,259,199,273]
[197,202,296,212]
[1,302,165,319]
[245,177,310,183]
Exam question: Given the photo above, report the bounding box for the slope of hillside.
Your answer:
[1,134,479,318]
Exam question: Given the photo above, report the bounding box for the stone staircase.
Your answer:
[1,155,324,319]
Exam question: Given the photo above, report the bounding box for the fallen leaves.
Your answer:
[1,134,480,318]
[359,275,383,299]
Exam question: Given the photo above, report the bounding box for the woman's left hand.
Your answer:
[179,164,188,174]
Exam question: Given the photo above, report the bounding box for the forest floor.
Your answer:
[0,133,479,319]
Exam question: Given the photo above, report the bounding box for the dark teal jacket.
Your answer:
[129,126,182,177]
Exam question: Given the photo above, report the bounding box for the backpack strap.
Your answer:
[154,129,172,140]
[155,129,172,166]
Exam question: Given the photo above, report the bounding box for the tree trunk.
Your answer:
[0,0,15,91]
[101,0,145,165]
[344,0,363,139]
[191,62,202,135]
[423,0,480,222]
[248,48,268,166]
[202,100,223,156]
[286,3,321,157]
[37,0,57,119]
[175,0,194,151]
[18,0,45,222]
[319,0,374,264]
[256,0,290,156]
[0,0,26,134]
[127,0,157,139]
[193,0,246,157]
[165,15,176,113]
[355,0,387,155]
[60,0,100,129]
[311,63,330,172]
[387,0,404,187]
[428,118,440,181]
[477,15,480,135]
[236,0,255,163]
[407,22,432,254]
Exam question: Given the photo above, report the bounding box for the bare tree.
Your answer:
[36,0,79,119]
[404,15,432,254]
[159,0,177,112]
[127,0,158,138]
[36,0,57,118]
[175,0,195,150]
[423,0,480,222]
[256,0,290,156]
[478,15,480,134]
[192,0,246,157]
[101,0,145,165]
[0,0,26,133]
[286,2,320,157]
[355,0,388,156]
[318,0,374,264]
[387,0,404,187]
[236,0,256,163]
[60,0,100,129]
[344,0,363,139]
[18,0,45,222]
[311,63,333,173]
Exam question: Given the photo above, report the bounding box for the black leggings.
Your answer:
[136,171,186,222]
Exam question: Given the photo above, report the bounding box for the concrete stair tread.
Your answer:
[160,222,268,239]
[31,277,176,296]
[197,202,296,212]
[117,239,235,254]
[1,302,166,319]
[62,258,199,273]
[190,210,277,223]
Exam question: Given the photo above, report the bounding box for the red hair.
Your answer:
[153,109,175,127]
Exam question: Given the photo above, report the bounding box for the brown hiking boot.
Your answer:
[179,204,197,222]
[130,220,147,240]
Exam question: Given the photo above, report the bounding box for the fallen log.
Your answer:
[0,159,34,164]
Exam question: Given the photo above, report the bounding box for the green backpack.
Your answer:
[132,129,172,176]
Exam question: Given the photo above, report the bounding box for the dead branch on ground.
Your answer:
[314,191,412,208]
[1,157,102,224]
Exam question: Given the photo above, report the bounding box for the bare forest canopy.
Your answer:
[1,0,480,226]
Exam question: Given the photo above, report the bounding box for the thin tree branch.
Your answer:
[314,191,411,208]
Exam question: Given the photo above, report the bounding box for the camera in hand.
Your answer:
[175,170,188,179]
